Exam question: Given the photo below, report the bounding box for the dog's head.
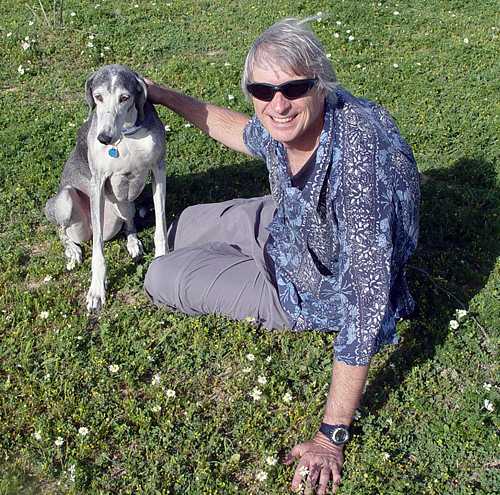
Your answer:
[85,64,148,145]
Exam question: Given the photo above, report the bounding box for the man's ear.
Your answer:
[135,75,147,122]
[85,71,96,119]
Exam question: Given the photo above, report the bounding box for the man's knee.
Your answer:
[144,255,176,305]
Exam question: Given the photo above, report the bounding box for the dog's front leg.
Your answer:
[86,172,108,312]
[151,159,167,258]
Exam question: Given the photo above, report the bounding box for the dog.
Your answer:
[44,64,167,311]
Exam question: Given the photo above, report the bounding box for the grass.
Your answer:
[0,0,498,493]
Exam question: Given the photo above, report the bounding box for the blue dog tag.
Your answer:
[108,147,119,158]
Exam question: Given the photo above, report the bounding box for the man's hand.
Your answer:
[143,78,166,106]
[284,433,344,494]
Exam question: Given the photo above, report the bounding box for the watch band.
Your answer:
[319,422,351,445]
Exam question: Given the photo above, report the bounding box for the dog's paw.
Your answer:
[127,235,144,259]
[65,243,82,271]
[86,282,106,312]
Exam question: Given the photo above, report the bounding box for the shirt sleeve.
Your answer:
[333,107,396,366]
[242,115,271,161]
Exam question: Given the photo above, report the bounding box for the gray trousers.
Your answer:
[144,195,290,329]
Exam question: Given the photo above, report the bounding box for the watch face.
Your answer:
[332,427,349,444]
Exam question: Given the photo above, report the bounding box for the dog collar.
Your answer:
[121,118,143,136]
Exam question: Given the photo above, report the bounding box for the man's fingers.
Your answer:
[291,460,310,492]
[329,462,342,494]
[316,466,331,495]
[283,442,308,465]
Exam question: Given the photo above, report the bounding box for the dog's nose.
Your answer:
[97,132,113,145]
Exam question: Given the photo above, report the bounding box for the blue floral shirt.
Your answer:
[243,87,420,366]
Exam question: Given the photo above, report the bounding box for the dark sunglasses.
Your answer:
[246,78,318,102]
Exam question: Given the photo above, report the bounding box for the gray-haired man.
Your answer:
[145,17,419,494]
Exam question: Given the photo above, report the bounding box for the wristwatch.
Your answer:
[319,422,351,446]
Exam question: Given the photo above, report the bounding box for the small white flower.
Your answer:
[298,465,309,477]
[7,32,12,37]
[393,63,399,68]
[326,53,332,58]
[151,373,161,386]
[356,63,362,68]
[416,62,422,66]
[353,409,362,420]
[70,12,76,17]
[348,35,355,42]
[456,309,468,320]
[334,32,340,38]
[108,364,120,373]
[18,65,25,75]
[151,404,162,413]
[228,94,234,101]
[242,367,252,373]
[33,430,42,441]
[463,37,469,44]
[257,375,267,385]
[283,392,293,403]
[224,62,231,66]
[393,11,400,15]
[346,29,351,34]
[95,4,100,8]
[166,389,176,398]
[104,46,110,51]
[336,20,342,25]
[55,437,64,447]
[88,34,94,40]
[78,426,89,436]
[68,463,76,482]
[483,382,492,391]
[246,353,255,361]
[164,124,171,132]
[255,469,268,482]
[449,319,459,330]
[266,455,278,466]
[250,387,262,401]
[383,452,391,460]
[43,275,53,283]
[484,399,494,412]
[265,355,272,363]
[87,42,94,48]
[184,123,192,128]
[21,41,30,50]
[39,311,49,319]
[244,316,256,323]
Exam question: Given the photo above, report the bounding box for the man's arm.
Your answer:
[285,361,368,494]
[146,80,251,155]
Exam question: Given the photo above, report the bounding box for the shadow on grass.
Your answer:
[362,157,499,416]
[133,156,498,417]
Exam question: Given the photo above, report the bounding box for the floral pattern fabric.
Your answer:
[243,88,420,366]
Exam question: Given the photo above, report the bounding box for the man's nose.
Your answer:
[270,91,291,113]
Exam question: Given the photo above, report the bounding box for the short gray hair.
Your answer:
[241,17,337,101]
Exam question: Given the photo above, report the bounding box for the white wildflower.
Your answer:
[393,63,399,68]
[283,391,293,403]
[383,452,391,460]
[255,469,268,482]
[224,62,231,66]
[266,455,278,466]
[250,387,262,401]
[334,32,340,38]
[449,319,459,330]
[456,309,468,320]
[39,311,49,319]
[78,426,89,436]
[336,21,342,25]
[326,53,332,58]
[164,124,171,132]
[348,35,355,42]
[484,399,494,412]
[242,367,252,373]
[257,375,267,385]
[7,32,12,37]
[33,430,42,441]
[246,353,255,361]
[87,42,94,48]
[483,382,492,391]
[70,12,76,17]
[21,41,30,50]
[463,37,469,44]
[88,34,94,40]
[104,46,110,51]
[228,94,234,101]
[393,11,400,15]
[346,29,351,34]
[265,355,272,363]
[151,373,161,386]
[298,465,309,477]
[151,404,162,413]
[55,437,64,446]
[43,275,53,283]
[108,364,120,373]
[353,409,362,420]
[166,389,176,398]
[18,65,25,75]
[184,123,192,128]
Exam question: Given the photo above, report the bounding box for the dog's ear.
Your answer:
[135,75,147,122]
[85,71,96,119]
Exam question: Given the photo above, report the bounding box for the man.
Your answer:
[144,17,419,494]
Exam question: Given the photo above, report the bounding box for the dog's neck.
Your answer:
[123,106,139,131]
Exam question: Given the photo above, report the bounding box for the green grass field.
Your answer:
[0,1,498,493]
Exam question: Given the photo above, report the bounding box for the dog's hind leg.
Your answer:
[113,201,143,259]
[45,187,92,270]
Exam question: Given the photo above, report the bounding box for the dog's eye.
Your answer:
[119,95,130,103]
[94,94,103,102]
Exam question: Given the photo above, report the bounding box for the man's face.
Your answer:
[250,63,325,151]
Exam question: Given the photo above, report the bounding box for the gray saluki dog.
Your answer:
[45,64,167,311]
